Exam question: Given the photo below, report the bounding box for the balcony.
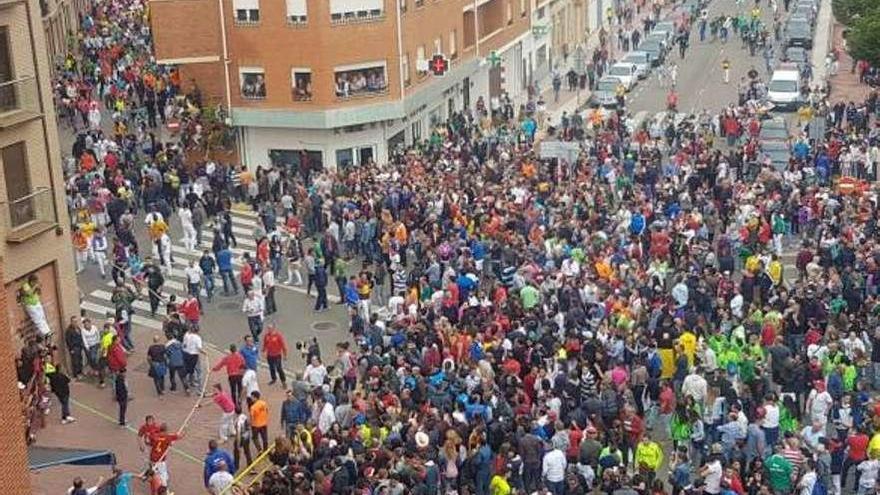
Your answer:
[3,187,58,243]
[0,76,42,128]
[330,9,385,25]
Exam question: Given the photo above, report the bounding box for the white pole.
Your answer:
[218,0,232,113]
[396,0,405,101]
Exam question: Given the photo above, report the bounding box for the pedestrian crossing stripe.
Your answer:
[81,208,342,336]
[201,229,258,248]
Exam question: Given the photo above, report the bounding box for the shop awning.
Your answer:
[28,446,116,470]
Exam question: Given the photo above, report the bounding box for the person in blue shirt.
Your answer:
[239,335,259,371]
[203,439,236,488]
[216,247,238,296]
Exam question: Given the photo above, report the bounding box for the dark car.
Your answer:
[785,19,813,48]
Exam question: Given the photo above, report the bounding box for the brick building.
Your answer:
[0,0,78,352]
[0,260,33,493]
[151,0,603,171]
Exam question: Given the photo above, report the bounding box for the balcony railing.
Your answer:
[0,76,41,127]
[3,187,58,242]
[330,9,385,25]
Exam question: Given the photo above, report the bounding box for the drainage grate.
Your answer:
[311,321,339,332]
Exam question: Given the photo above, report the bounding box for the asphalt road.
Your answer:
[625,0,783,124]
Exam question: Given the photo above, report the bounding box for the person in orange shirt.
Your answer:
[248,391,269,451]
[72,226,89,273]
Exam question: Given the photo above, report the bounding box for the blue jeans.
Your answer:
[545,479,564,495]
[247,316,263,341]
[203,274,215,301]
[220,269,238,295]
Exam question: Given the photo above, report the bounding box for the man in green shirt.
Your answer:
[519,284,540,310]
[765,445,793,493]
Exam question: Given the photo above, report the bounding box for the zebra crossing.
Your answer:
[77,207,339,333]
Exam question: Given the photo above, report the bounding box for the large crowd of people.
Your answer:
[38,0,880,494]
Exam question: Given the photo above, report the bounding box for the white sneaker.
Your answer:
[65,416,76,423]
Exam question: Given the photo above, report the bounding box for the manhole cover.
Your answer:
[218,302,240,311]
[312,321,339,332]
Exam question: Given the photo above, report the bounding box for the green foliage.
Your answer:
[833,0,880,25]
[848,13,880,65]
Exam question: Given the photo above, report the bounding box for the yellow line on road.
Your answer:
[70,398,203,464]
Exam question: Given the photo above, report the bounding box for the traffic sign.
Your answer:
[430,54,449,76]
[487,51,502,67]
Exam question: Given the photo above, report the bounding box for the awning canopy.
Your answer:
[28,446,116,470]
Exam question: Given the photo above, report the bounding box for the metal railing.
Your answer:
[219,444,276,495]
[0,75,40,118]
[3,187,57,232]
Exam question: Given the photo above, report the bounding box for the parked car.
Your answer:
[793,4,815,26]
[760,140,791,172]
[638,39,666,66]
[607,63,639,90]
[759,117,789,141]
[785,18,813,48]
[651,21,678,42]
[590,76,624,107]
[767,64,803,110]
[783,46,809,71]
[621,51,651,79]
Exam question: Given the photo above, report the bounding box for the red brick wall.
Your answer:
[150,0,222,62]
[0,259,34,493]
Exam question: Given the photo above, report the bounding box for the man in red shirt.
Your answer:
[843,426,870,491]
[137,415,160,453]
[148,423,182,487]
[179,295,200,329]
[212,345,246,402]
[262,325,287,386]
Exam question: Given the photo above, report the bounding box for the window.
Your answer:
[416,45,426,75]
[291,68,312,101]
[399,0,406,13]
[336,148,354,168]
[334,62,388,98]
[536,6,544,19]
[520,0,526,16]
[433,38,442,56]
[507,0,513,24]
[402,53,410,85]
[233,0,260,23]
[329,0,384,23]
[239,68,266,99]
[449,31,457,59]
[411,120,422,142]
[0,28,15,112]
[2,142,31,228]
[285,0,307,23]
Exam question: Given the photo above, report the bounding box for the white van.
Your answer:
[767,63,802,111]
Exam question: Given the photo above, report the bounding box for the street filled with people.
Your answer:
[25,0,880,494]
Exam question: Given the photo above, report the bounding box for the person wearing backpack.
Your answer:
[165,334,185,392]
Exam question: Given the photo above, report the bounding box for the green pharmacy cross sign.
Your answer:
[487,51,502,67]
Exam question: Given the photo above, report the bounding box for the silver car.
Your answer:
[591,77,623,107]
[621,51,651,79]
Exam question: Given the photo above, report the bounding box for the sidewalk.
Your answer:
[827,22,872,103]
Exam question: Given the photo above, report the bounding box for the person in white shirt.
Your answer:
[701,454,723,494]
[262,268,276,316]
[806,380,834,427]
[303,355,328,387]
[681,368,709,409]
[315,396,336,434]
[242,367,259,397]
[542,446,567,492]
[859,458,880,494]
[184,260,203,302]
[208,460,234,494]
[241,291,265,342]
[80,318,101,373]
[182,327,205,391]
[179,205,198,252]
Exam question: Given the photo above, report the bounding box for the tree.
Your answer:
[847,12,880,65]
[833,0,880,25]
